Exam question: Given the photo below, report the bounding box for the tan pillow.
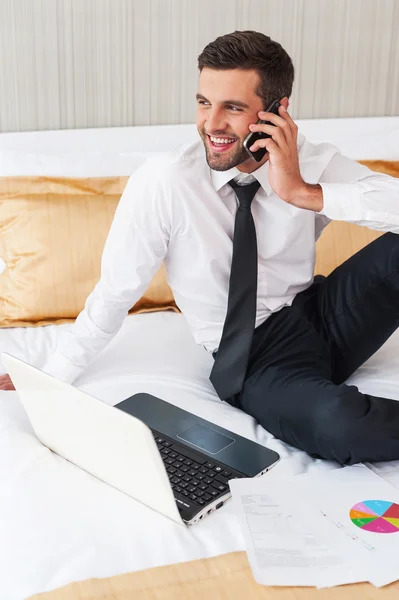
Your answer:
[0,161,398,327]
[0,176,178,327]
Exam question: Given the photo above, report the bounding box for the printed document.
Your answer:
[230,464,399,588]
[366,459,399,490]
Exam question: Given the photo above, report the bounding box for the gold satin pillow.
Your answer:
[357,160,399,177]
[0,161,398,328]
[0,176,179,327]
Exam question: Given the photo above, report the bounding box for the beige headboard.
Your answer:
[1,0,398,133]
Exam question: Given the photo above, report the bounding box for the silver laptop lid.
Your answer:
[2,353,183,526]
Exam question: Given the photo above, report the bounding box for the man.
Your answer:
[2,30,399,466]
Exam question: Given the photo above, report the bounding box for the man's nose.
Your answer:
[206,110,227,134]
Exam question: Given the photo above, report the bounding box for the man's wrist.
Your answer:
[287,182,324,212]
[42,353,83,385]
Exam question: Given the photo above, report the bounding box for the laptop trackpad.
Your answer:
[177,424,234,455]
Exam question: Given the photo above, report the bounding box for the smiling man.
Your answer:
[2,30,399,466]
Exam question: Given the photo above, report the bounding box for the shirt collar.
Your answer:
[210,159,272,196]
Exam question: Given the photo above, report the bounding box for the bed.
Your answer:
[1,116,399,600]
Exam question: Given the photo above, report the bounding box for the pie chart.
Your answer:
[350,500,399,534]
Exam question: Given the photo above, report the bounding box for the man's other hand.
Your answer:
[0,374,15,391]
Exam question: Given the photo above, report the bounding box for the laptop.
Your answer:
[2,352,280,525]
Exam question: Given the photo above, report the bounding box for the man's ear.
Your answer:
[280,97,289,110]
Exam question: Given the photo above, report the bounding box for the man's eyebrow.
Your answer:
[196,94,250,109]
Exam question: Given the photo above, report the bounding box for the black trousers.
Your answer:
[223,232,399,466]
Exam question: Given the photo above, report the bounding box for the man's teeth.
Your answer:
[210,136,235,144]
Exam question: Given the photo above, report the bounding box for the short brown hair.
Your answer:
[197,30,295,109]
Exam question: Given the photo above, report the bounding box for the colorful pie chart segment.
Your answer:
[350,500,399,534]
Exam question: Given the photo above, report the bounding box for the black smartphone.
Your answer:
[243,99,281,162]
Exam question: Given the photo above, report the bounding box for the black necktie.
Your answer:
[210,178,261,400]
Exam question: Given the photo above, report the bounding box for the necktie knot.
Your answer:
[228,179,261,210]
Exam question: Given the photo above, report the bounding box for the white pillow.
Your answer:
[0,150,161,177]
[0,124,198,156]
[0,123,200,176]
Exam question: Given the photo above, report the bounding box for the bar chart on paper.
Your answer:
[350,500,399,534]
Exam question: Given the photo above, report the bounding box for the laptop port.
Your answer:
[216,501,224,509]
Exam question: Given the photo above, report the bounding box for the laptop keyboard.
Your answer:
[152,430,244,507]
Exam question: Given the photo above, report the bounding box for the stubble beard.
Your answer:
[199,129,250,172]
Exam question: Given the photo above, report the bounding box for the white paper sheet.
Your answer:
[230,465,399,588]
[366,460,399,490]
[229,477,366,587]
[288,465,399,588]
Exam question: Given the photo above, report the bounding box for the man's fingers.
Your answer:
[249,122,290,150]
[0,374,15,391]
[249,126,286,151]
[249,138,277,153]
[256,106,297,145]
[278,105,299,138]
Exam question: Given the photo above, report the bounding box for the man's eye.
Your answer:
[227,106,242,112]
[198,100,209,106]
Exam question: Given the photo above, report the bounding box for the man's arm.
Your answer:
[315,153,399,233]
[249,106,399,233]
[42,162,171,384]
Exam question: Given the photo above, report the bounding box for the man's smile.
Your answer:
[206,133,238,152]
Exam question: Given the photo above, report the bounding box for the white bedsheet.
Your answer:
[1,312,399,600]
[1,116,399,599]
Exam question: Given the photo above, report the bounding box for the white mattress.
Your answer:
[1,117,399,599]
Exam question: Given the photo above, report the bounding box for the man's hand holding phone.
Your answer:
[244,102,323,212]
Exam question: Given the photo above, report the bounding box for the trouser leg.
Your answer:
[229,234,399,464]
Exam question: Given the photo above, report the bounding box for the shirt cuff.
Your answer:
[41,353,85,385]
[317,183,360,220]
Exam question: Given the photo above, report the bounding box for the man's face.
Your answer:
[196,67,266,173]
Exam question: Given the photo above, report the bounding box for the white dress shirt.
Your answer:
[43,132,399,384]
